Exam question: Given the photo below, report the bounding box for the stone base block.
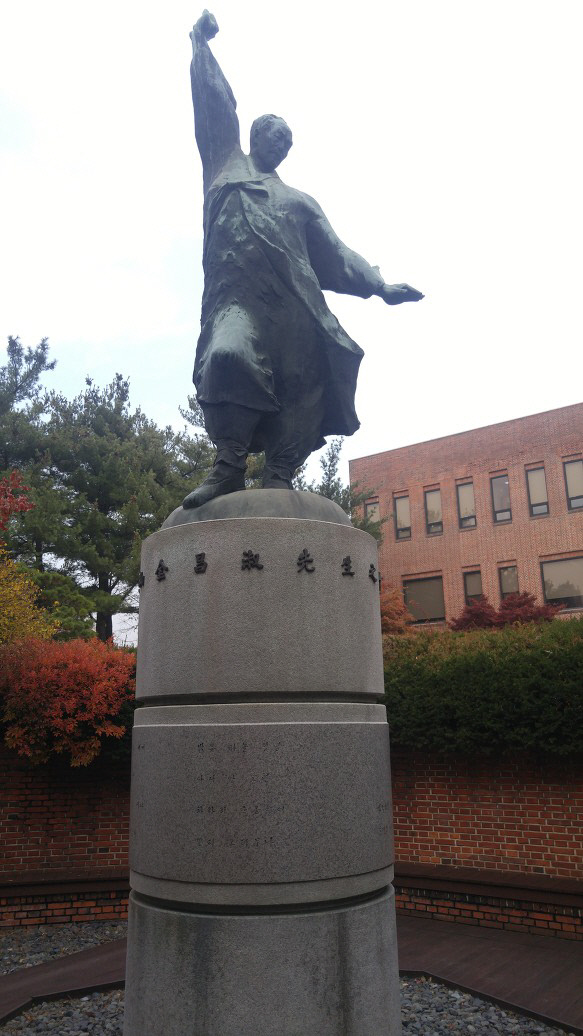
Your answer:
[123,887,402,1036]
[129,702,393,898]
[136,515,384,701]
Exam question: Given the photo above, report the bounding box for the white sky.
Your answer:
[1,0,582,492]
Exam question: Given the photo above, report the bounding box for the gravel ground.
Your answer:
[0,922,127,977]
[0,923,576,1035]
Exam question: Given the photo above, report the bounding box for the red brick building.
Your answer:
[349,403,583,624]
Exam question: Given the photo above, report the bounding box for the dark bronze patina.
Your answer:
[184,11,423,509]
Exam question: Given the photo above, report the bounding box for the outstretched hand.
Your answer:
[191,10,219,45]
[379,283,424,305]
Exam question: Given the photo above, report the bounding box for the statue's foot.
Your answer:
[183,469,245,509]
[262,475,293,490]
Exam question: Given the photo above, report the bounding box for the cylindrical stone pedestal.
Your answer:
[124,492,401,1036]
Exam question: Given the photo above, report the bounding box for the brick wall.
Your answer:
[0,746,130,881]
[395,883,583,939]
[0,882,128,927]
[1,745,581,936]
[392,750,583,879]
[391,750,583,939]
[349,403,583,621]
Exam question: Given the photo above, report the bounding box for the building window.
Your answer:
[463,570,482,603]
[364,500,380,523]
[499,565,519,599]
[564,460,583,511]
[424,489,443,535]
[526,467,549,516]
[456,482,476,529]
[541,557,583,609]
[491,474,512,523]
[394,496,411,540]
[403,576,445,623]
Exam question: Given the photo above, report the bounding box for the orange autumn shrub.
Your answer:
[1,637,135,766]
[380,587,412,635]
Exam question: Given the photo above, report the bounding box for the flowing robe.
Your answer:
[191,41,385,454]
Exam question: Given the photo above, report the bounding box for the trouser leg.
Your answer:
[182,402,262,508]
[260,390,325,489]
[203,402,262,471]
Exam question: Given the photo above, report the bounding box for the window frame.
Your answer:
[394,495,411,541]
[456,481,477,529]
[564,459,583,511]
[499,565,519,600]
[364,499,380,524]
[490,473,512,524]
[540,556,583,610]
[525,466,549,517]
[402,575,446,624]
[424,488,443,536]
[463,570,483,604]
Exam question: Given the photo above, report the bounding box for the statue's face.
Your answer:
[251,118,293,172]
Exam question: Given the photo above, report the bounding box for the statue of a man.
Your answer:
[184,10,423,508]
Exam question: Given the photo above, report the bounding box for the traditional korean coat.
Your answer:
[191,41,384,453]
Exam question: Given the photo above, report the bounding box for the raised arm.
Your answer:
[190,11,241,193]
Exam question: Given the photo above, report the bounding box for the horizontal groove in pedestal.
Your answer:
[134,702,388,726]
[136,692,382,706]
[130,866,394,907]
[130,878,393,915]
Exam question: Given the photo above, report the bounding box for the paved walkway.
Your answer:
[1,915,582,1031]
[0,938,126,1025]
[398,915,583,1034]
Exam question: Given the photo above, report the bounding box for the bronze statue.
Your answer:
[184,10,423,508]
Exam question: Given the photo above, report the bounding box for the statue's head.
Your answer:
[250,115,293,172]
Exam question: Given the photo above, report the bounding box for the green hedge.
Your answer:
[383,619,583,757]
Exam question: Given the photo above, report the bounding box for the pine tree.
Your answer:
[35,375,214,640]
[2,346,215,640]
[299,438,385,540]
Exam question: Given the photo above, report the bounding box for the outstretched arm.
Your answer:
[190,11,241,192]
[306,206,423,305]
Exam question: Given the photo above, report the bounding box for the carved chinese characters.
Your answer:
[145,549,379,583]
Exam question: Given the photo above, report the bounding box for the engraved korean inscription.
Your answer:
[131,725,391,884]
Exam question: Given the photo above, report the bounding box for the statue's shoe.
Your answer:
[182,470,245,509]
[262,476,293,490]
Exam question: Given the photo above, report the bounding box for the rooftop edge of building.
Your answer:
[349,401,583,469]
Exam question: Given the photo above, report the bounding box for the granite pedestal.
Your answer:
[124,491,401,1035]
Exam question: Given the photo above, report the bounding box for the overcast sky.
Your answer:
[1,0,582,489]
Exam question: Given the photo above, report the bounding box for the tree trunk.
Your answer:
[34,538,44,572]
[96,573,113,642]
[95,611,113,641]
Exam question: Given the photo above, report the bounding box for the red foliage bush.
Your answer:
[0,471,34,536]
[449,592,563,632]
[449,596,501,631]
[497,591,563,624]
[1,638,135,766]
